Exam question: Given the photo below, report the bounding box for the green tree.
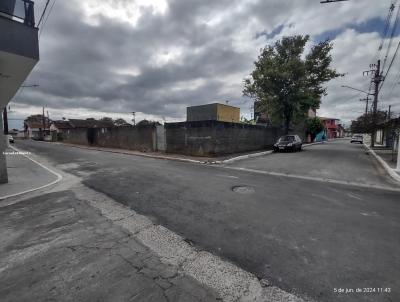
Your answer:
[114,118,128,126]
[100,117,113,123]
[243,35,343,134]
[306,117,324,141]
[350,111,387,134]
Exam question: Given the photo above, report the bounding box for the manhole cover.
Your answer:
[232,186,255,194]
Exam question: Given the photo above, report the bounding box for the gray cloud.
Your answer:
[13,0,398,124]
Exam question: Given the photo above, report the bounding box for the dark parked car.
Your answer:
[273,135,302,152]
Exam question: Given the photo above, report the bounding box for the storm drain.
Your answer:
[232,185,255,194]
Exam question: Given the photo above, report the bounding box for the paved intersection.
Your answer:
[6,139,400,302]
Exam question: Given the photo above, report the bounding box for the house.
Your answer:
[0,0,39,183]
[50,120,74,141]
[67,119,114,128]
[24,115,51,140]
[24,121,47,140]
[319,117,340,139]
[187,103,240,123]
[56,119,116,145]
[375,117,400,148]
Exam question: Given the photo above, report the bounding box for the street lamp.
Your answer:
[320,0,349,3]
[341,85,373,95]
[20,84,39,88]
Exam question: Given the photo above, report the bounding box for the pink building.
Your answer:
[319,117,340,139]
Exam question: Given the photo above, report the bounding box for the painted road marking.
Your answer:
[222,166,400,192]
[0,146,63,201]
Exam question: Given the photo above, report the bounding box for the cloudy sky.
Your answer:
[8,0,400,129]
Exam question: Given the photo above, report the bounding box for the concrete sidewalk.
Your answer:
[371,148,397,169]
[0,188,219,302]
[364,145,400,183]
[0,148,60,200]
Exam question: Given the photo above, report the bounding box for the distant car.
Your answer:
[350,134,363,144]
[7,135,14,144]
[273,135,302,152]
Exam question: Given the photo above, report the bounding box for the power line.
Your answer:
[374,1,397,63]
[39,0,58,38]
[381,3,400,73]
[380,41,400,92]
[37,0,50,27]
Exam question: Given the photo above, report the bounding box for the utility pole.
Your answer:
[42,106,45,140]
[371,60,384,147]
[2,107,9,135]
[360,96,370,116]
[132,112,136,126]
[363,60,384,147]
[388,105,391,121]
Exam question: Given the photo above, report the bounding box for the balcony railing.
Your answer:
[0,0,35,27]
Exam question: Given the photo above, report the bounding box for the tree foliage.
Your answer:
[136,119,161,126]
[350,111,387,134]
[114,118,129,126]
[306,117,324,141]
[100,117,113,123]
[243,35,343,134]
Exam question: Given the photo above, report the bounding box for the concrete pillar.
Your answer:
[396,134,400,172]
[0,111,8,183]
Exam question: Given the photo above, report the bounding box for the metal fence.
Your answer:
[0,0,35,27]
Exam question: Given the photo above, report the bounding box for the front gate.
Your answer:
[156,125,166,152]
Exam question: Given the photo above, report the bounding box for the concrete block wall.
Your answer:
[95,125,156,152]
[214,122,280,155]
[165,121,283,157]
[62,125,156,152]
[63,128,89,145]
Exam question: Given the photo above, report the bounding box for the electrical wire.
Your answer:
[39,0,58,39]
[37,0,50,27]
[375,1,397,62]
[380,41,400,92]
[381,3,400,73]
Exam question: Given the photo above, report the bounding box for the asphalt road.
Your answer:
[14,139,400,302]
[227,139,398,188]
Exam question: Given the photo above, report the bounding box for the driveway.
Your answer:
[11,139,400,302]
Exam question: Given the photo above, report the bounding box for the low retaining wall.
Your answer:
[165,121,283,156]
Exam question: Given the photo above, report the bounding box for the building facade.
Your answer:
[187,103,240,123]
[320,117,340,139]
[0,0,39,183]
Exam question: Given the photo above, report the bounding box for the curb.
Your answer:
[363,143,400,183]
[33,140,327,166]
[216,140,326,164]
[0,145,63,201]
[42,141,207,164]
